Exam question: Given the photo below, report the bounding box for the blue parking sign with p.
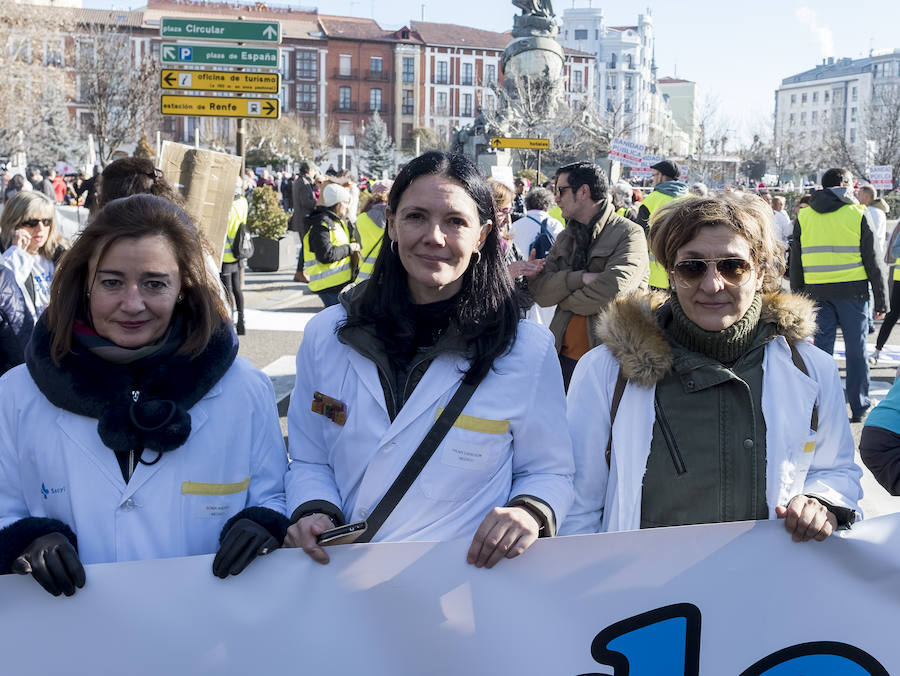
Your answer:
[180,47,193,61]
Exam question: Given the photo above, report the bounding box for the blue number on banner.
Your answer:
[740,641,889,676]
[582,603,701,676]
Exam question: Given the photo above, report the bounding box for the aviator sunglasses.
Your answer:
[671,257,754,288]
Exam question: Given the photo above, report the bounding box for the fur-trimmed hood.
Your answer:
[597,291,818,387]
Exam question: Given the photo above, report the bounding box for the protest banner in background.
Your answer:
[2,516,898,675]
[868,165,893,191]
[609,138,646,168]
[632,153,661,180]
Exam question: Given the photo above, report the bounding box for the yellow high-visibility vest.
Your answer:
[548,205,564,226]
[303,215,353,292]
[221,196,248,264]
[798,203,867,285]
[643,190,681,288]
[355,211,384,281]
[893,258,900,282]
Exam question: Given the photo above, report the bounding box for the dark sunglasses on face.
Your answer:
[21,218,50,228]
[671,257,754,287]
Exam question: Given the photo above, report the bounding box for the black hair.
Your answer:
[338,151,526,384]
[821,167,852,188]
[556,161,608,202]
[299,161,311,175]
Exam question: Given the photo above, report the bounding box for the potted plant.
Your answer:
[246,186,292,272]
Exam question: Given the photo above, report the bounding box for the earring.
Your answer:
[85,292,91,298]
[177,294,184,302]
[473,250,481,264]
[390,240,397,255]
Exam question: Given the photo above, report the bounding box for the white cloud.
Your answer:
[795,7,835,58]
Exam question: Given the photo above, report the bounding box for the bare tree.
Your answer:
[863,84,900,182]
[245,114,312,167]
[76,19,159,166]
[0,8,76,167]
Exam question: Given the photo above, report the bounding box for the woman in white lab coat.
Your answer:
[284,151,574,568]
[0,195,288,596]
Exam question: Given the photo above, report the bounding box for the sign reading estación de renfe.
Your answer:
[160,18,281,44]
[161,95,279,119]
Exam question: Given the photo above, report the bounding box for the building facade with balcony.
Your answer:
[774,50,900,175]
[558,7,687,154]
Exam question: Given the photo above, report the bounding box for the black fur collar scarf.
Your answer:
[25,315,238,454]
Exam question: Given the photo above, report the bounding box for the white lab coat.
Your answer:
[561,336,863,535]
[286,305,575,541]
[0,358,287,564]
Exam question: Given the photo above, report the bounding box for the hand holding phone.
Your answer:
[316,520,368,546]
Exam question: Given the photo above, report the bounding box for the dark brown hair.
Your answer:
[46,194,227,363]
[649,193,784,293]
[97,157,182,209]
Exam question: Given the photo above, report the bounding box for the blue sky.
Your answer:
[83,0,898,146]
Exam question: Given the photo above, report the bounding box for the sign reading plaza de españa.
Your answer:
[160,43,279,69]
[161,95,279,119]
[160,69,280,94]
[160,17,281,44]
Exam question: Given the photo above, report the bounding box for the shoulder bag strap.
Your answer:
[356,376,482,543]
[789,342,819,432]
[605,368,628,468]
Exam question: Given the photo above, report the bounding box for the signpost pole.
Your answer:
[537,149,542,183]
[236,118,246,175]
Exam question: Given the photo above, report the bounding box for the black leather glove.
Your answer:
[12,532,85,597]
[212,518,280,579]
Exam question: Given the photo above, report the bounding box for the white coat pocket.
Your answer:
[181,478,249,520]
[420,427,509,502]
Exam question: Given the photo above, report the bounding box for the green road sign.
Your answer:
[160,43,279,69]
[161,69,280,94]
[161,95,280,119]
[161,17,281,44]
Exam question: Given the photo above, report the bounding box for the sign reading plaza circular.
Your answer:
[160,18,281,44]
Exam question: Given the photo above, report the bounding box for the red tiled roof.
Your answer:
[318,14,391,41]
[564,46,595,57]
[410,20,511,50]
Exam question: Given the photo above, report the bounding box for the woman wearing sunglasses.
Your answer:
[562,193,862,542]
[0,191,68,374]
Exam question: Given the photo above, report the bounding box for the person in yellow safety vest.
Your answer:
[636,160,690,290]
[789,167,887,423]
[303,182,360,307]
[356,180,392,281]
[221,177,249,334]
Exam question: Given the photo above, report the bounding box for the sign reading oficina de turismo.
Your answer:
[160,69,280,94]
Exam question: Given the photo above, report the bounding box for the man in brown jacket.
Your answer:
[529,162,649,389]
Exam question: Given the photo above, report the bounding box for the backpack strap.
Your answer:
[605,368,628,468]
[789,342,819,432]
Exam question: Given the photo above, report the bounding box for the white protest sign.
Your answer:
[609,138,646,168]
[1,516,897,675]
[868,166,893,190]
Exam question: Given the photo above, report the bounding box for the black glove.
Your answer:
[12,532,85,597]
[212,518,279,579]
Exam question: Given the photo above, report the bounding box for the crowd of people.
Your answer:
[1,148,899,601]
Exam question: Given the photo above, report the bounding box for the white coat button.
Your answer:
[359,508,368,519]
[120,498,136,511]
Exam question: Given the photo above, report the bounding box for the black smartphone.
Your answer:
[316,520,368,545]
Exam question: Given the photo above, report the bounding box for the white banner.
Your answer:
[1,516,898,675]
[610,138,646,168]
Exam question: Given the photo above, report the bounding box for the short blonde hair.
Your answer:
[488,179,514,210]
[649,194,785,292]
[0,191,67,259]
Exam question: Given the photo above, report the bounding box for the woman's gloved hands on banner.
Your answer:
[212,518,280,579]
[13,532,86,597]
